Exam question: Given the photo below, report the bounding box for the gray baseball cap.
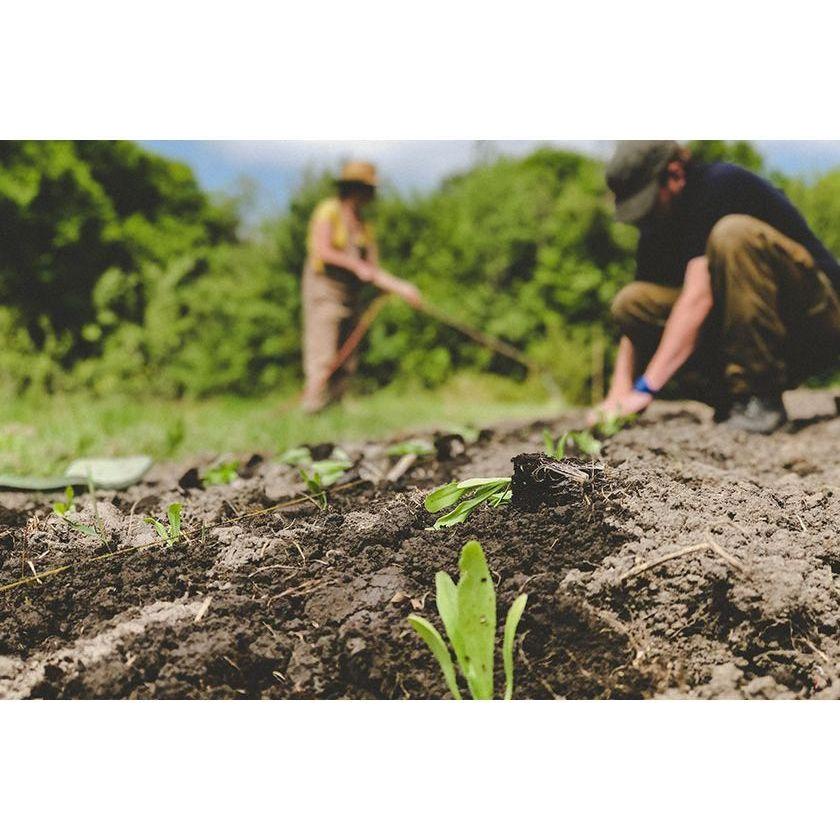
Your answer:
[606,141,680,224]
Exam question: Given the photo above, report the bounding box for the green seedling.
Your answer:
[52,486,76,517]
[53,477,109,545]
[446,424,480,444]
[386,439,434,458]
[145,503,183,547]
[299,448,353,510]
[542,428,602,459]
[202,460,239,486]
[407,540,528,700]
[279,446,311,466]
[592,411,637,438]
[425,476,511,529]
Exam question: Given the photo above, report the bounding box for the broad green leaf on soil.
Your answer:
[386,439,434,457]
[425,481,467,513]
[429,480,511,530]
[435,571,462,664]
[167,503,182,543]
[66,519,99,539]
[407,615,462,700]
[456,476,509,489]
[503,594,528,700]
[456,540,496,700]
[311,459,350,487]
[280,446,312,466]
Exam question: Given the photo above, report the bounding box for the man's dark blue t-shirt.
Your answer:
[635,162,840,292]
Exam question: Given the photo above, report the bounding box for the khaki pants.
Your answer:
[301,263,362,412]
[612,214,840,402]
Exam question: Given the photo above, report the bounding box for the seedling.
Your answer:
[279,446,312,466]
[202,460,239,486]
[592,411,637,438]
[425,476,511,529]
[407,540,528,699]
[386,439,434,458]
[52,486,76,517]
[543,428,602,459]
[299,449,353,510]
[52,478,109,545]
[145,503,183,547]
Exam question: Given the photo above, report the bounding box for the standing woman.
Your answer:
[301,160,422,413]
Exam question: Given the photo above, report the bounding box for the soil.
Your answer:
[1,389,838,700]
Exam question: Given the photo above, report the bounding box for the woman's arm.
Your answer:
[312,218,374,279]
[312,217,422,307]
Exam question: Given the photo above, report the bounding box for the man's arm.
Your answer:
[642,256,713,391]
[588,257,713,423]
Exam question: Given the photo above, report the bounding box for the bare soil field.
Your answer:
[1,390,838,699]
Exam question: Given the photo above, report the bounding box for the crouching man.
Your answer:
[593,141,840,433]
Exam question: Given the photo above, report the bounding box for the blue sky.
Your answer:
[142,140,840,218]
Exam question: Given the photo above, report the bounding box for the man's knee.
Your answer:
[707,214,762,258]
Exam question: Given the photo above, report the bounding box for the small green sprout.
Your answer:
[201,460,239,486]
[279,446,311,466]
[299,449,353,510]
[386,439,434,458]
[542,429,602,459]
[425,476,511,529]
[145,503,183,547]
[592,411,637,438]
[408,540,528,700]
[53,477,109,545]
[52,486,76,517]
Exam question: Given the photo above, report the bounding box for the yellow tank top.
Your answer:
[306,197,376,273]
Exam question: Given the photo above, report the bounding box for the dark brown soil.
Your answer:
[1,389,838,699]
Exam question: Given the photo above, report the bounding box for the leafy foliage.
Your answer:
[145,502,183,547]
[425,476,512,529]
[1,140,836,401]
[201,460,239,486]
[407,540,528,699]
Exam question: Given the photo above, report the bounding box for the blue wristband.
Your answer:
[633,375,658,396]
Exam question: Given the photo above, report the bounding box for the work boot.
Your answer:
[723,394,787,434]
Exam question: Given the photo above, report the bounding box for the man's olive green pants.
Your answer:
[611,214,840,404]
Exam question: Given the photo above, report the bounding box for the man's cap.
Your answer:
[337,160,378,188]
[606,141,681,224]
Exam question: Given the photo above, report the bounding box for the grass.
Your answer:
[0,374,564,475]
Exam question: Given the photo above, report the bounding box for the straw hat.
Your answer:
[337,160,378,187]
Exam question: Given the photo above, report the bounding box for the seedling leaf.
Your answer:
[435,571,462,663]
[571,430,602,457]
[407,615,462,700]
[53,486,76,517]
[202,461,239,486]
[386,439,434,457]
[456,540,496,700]
[429,480,510,530]
[167,503,182,543]
[280,446,312,466]
[503,594,528,700]
[424,481,466,513]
